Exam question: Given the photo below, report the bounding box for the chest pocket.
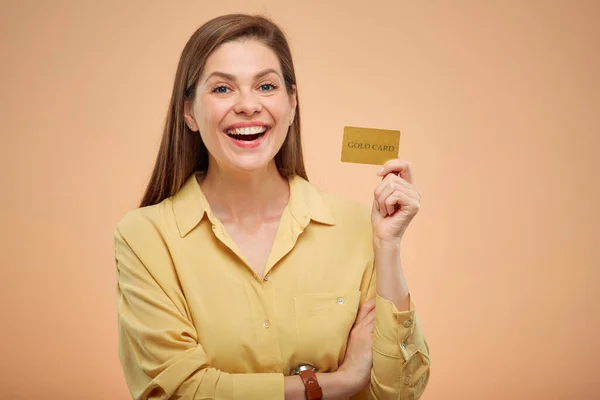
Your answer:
[293,290,361,372]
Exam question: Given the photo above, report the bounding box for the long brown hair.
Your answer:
[139,14,307,207]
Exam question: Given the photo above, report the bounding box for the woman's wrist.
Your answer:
[284,370,359,400]
[373,235,402,251]
[317,370,359,399]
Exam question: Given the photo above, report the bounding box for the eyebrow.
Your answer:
[204,68,282,84]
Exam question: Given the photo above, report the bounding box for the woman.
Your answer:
[114,13,430,400]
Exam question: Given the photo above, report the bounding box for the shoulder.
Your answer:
[297,176,371,227]
[113,200,173,250]
[115,204,159,237]
[306,181,372,237]
[322,192,370,226]
[315,188,374,255]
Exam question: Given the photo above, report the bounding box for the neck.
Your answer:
[197,161,290,226]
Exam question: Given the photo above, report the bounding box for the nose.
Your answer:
[233,89,262,116]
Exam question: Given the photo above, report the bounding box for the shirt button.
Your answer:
[403,320,412,328]
[404,374,411,385]
[337,297,345,305]
[263,320,271,329]
[401,342,407,350]
[264,274,271,281]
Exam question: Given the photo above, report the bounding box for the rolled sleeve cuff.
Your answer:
[233,373,284,400]
[373,293,421,361]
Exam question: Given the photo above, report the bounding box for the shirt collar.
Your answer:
[172,172,336,238]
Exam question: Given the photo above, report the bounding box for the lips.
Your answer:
[223,122,271,142]
[225,126,269,141]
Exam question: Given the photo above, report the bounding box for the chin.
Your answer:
[226,157,275,174]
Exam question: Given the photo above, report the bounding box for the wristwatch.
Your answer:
[291,364,322,400]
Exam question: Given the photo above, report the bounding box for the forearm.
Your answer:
[285,371,354,400]
[367,239,431,399]
[373,239,410,312]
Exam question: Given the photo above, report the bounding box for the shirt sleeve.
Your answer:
[354,258,431,400]
[114,216,284,400]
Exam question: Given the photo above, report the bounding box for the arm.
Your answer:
[352,159,431,399]
[115,219,355,400]
[343,239,430,400]
[347,245,430,400]
[368,242,431,399]
[285,373,355,400]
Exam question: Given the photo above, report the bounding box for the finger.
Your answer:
[385,190,421,216]
[360,299,376,315]
[380,176,420,214]
[364,298,376,309]
[386,173,415,192]
[355,299,375,322]
[383,190,409,216]
[372,199,385,219]
[377,159,413,182]
[376,160,414,184]
[373,173,399,199]
[363,309,376,327]
[374,175,400,216]
[376,182,412,216]
[363,316,376,334]
[359,299,376,320]
[355,306,368,323]
[374,175,417,215]
[376,172,416,198]
[373,178,390,217]
[355,307,376,329]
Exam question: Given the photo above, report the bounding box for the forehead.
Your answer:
[202,39,282,79]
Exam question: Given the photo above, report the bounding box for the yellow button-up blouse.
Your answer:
[114,172,431,399]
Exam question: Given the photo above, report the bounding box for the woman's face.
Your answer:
[185,39,297,175]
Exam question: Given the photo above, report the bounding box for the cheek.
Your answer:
[197,98,230,124]
[265,97,292,121]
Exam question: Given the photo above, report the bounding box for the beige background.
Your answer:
[1,1,598,399]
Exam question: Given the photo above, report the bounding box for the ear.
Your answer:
[183,100,197,131]
[289,84,297,121]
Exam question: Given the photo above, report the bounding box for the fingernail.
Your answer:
[377,167,384,176]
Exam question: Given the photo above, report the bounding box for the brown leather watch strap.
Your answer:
[298,369,323,400]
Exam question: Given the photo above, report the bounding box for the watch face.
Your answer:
[292,364,317,375]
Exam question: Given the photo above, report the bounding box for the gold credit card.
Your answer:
[341,126,401,165]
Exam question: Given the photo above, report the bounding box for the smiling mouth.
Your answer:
[224,126,269,141]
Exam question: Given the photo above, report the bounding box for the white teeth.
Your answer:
[226,126,268,135]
